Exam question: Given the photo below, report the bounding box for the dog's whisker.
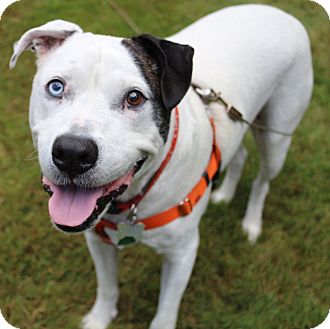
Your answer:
[24,155,39,162]
[23,149,39,162]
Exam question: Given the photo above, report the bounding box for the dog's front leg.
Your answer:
[82,230,119,329]
[149,229,199,329]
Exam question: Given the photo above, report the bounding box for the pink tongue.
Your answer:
[42,170,135,228]
[48,184,104,227]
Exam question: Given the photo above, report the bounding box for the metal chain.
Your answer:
[191,83,292,136]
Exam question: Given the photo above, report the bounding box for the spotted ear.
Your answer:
[9,20,83,69]
[132,34,194,111]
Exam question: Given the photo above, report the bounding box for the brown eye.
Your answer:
[126,90,144,107]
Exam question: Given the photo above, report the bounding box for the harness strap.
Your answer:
[135,119,220,230]
[94,114,221,245]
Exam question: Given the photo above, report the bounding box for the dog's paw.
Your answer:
[81,309,117,329]
[149,316,176,329]
[81,314,106,329]
[242,218,261,244]
[211,188,234,204]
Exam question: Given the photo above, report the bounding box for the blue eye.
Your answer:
[47,79,65,98]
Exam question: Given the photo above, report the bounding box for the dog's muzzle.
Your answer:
[42,157,147,233]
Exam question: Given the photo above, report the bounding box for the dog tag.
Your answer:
[105,222,145,247]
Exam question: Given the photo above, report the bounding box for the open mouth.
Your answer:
[42,158,146,233]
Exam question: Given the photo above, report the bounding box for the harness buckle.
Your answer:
[178,198,193,216]
[127,203,138,224]
[193,86,220,104]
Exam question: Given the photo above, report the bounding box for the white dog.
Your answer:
[10,4,313,329]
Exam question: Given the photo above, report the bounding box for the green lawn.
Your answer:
[0,1,329,328]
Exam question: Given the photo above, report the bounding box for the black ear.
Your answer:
[132,34,194,111]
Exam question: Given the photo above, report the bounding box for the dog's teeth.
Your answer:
[42,184,53,196]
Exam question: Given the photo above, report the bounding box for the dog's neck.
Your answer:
[116,89,213,218]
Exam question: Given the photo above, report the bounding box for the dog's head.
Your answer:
[10,20,194,233]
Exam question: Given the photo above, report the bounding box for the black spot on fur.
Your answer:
[122,38,171,141]
[122,35,194,142]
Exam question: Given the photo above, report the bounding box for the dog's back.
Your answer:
[171,4,312,119]
[171,4,313,242]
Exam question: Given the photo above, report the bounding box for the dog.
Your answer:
[10,4,313,329]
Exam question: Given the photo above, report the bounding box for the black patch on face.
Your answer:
[122,39,171,142]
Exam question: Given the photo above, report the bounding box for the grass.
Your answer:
[0,0,329,328]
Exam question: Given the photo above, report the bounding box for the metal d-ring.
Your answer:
[126,203,138,224]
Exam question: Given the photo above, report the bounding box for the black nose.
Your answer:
[52,135,98,178]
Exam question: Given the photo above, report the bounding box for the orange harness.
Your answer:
[94,107,221,245]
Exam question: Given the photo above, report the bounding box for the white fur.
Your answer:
[28,33,163,188]
[11,4,313,329]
